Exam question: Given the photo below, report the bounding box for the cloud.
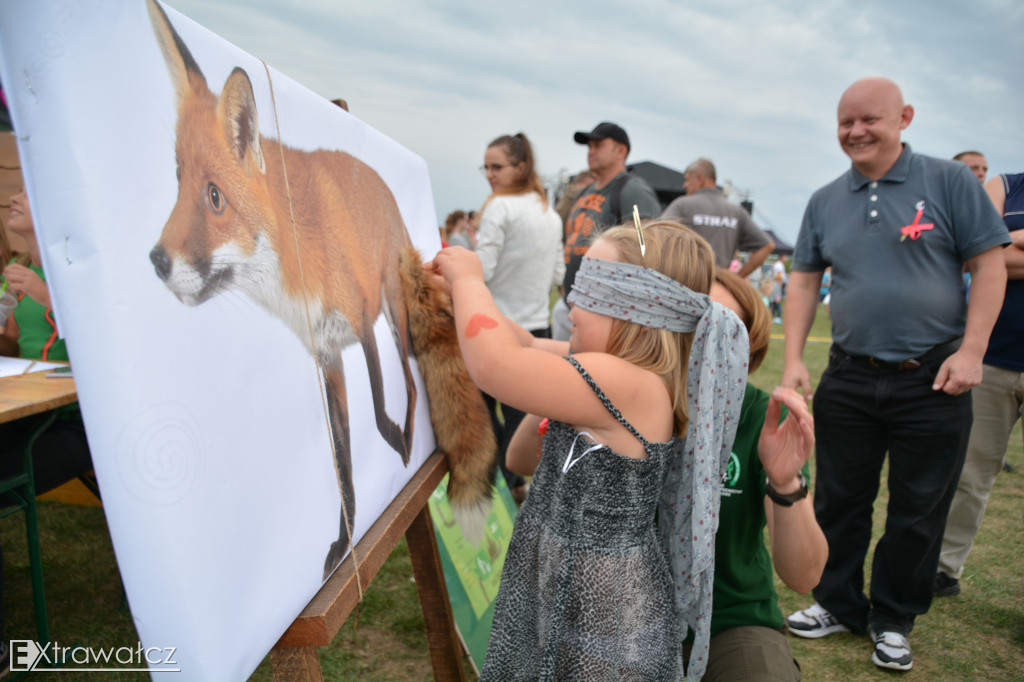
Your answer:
[167,0,1023,241]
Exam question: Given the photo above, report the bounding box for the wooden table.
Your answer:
[0,368,77,424]
[0,366,77,659]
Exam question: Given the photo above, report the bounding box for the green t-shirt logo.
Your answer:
[723,451,741,488]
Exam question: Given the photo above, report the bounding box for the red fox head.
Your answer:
[147,0,278,306]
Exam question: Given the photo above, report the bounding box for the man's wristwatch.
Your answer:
[765,472,809,507]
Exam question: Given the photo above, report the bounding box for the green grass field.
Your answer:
[2,304,1022,680]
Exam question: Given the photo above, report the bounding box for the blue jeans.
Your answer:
[811,344,971,635]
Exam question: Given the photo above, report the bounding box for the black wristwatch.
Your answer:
[765,472,809,507]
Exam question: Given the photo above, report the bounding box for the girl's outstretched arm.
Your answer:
[426,250,568,356]
[506,413,544,477]
[502,312,570,356]
[427,247,567,406]
[426,247,667,447]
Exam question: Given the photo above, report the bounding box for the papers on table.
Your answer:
[0,356,65,378]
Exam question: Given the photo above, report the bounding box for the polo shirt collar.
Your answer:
[847,143,913,190]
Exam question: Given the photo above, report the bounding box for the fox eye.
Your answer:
[207,183,226,214]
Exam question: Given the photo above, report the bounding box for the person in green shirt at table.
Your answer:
[0,187,93,666]
[1,186,91,492]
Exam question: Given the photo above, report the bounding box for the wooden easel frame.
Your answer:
[269,451,468,681]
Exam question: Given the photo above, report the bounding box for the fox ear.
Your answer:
[219,68,266,175]
[147,0,205,105]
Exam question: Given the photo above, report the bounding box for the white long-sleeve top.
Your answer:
[476,192,565,331]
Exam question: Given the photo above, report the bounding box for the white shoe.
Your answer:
[786,602,851,639]
[870,628,913,671]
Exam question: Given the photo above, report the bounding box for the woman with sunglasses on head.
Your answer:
[476,132,564,502]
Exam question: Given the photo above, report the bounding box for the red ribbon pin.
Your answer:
[900,201,935,241]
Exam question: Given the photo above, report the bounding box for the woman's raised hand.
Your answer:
[758,386,815,489]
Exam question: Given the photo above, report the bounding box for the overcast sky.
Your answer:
[166,0,1023,244]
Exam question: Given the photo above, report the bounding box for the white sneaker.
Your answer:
[870,628,913,671]
[786,602,851,639]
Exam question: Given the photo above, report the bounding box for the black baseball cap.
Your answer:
[573,122,630,152]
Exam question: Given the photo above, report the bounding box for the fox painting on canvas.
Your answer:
[145,0,417,578]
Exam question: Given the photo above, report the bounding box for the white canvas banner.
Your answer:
[0,1,439,678]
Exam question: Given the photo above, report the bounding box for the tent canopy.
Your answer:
[626,160,685,210]
[764,229,795,256]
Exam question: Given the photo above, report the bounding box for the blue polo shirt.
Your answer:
[792,144,1009,361]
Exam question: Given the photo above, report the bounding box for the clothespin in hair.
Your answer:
[632,204,645,258]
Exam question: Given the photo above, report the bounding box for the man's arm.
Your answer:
[984,175,1006,215]
[1006,231,1024,280]
[738,241,775,278]
[983,175,1024,279]
[932,246,1006,394]
[780,270,823,397]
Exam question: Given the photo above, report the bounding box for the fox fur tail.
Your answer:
[400,247,497,545]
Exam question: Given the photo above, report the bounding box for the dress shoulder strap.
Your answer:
[565,355,649,447]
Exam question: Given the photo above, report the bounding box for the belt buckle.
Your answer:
[900,359,922,371]
[868,356,885,369]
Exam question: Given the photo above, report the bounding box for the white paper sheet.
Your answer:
[0,357,64,378]
[0,1,441,678]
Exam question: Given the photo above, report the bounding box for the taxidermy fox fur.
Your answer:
[146,0,417,578]
[400,248,497,543]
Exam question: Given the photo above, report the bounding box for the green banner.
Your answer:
[429,473,517,671]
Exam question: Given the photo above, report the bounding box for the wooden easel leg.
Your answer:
[406,505,468,682]
[270,646,324,682]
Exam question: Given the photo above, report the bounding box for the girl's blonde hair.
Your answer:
[597,221,715,437]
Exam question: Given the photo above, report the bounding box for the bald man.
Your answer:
[781,77,1008,672]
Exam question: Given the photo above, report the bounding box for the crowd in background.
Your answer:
[433,73,1020,680]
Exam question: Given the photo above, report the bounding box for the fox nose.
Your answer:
[150,246,172,280]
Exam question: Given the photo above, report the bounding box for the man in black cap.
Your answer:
[552,122,660,340]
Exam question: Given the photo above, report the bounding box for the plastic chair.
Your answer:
[0,410,59,651]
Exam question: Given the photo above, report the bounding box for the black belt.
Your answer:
[840,337,963,372]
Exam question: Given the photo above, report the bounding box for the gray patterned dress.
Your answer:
[480,357,683,681]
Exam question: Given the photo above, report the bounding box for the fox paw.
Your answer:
[322,540,348,581]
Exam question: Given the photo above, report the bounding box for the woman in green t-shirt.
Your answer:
[699,268,827,680]
[1,186,91,492]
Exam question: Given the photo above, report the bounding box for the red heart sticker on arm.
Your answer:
[465,313,498,338]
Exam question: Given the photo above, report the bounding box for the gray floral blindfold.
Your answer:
[567,257,710,331]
